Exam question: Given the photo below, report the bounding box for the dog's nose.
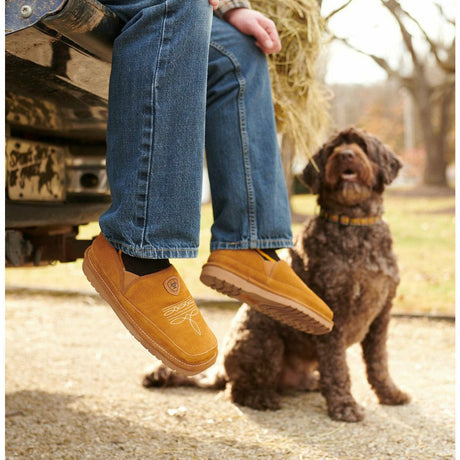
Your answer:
[339,149,355,160]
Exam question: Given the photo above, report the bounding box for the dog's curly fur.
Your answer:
[143,127,411,422]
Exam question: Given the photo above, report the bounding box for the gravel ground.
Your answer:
[5,290,455,460]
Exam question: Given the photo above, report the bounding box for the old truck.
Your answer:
[5,0,121,266]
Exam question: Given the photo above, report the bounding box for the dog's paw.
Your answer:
[378,387,411,406]
[231,386,281,411]
[142,363,186,388]
[327,399,365,422]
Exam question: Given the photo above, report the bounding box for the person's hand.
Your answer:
[209,0,219,10]
[223,8,281,54]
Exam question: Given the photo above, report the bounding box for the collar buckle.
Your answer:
[338,214,350,225]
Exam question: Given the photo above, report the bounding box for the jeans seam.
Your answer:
[209,41,258,246]
[140,1,168,246]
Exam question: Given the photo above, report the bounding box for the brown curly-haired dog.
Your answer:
[143,127,411,422]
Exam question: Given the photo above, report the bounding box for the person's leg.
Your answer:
[83,0,217,375]
[99,0,211,259]
[201,18,333,335]
[205,18,292,251]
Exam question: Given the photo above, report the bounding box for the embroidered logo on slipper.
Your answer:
[163,296,201,335]
[164,276,180,295]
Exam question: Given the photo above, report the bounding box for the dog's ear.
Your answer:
[299,147,327,194]
[365,136,403,191]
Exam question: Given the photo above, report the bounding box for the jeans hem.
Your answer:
[210,238,293,251]
[107,238,198,259]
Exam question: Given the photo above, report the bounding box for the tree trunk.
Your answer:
[420,112,447,186]
[333,0,454,187]
[423,144,447,186]
[410,83,448,186]
[436,83,455,177]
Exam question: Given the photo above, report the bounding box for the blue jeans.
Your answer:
[98,0,293,259]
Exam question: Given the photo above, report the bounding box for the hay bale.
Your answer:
[252,0,330,161]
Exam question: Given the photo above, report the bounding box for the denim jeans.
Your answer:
[98,0,293,259]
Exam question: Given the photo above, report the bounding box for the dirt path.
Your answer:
[6,291,455,459]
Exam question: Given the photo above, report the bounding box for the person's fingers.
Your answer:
[267,28,281,52]
[208,0,219,10]
[251,23,273,52]
[252,17,281,54]
[224,9,282,54]
[258,17,281,53]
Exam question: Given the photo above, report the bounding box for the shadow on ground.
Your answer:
[5,293,455,459]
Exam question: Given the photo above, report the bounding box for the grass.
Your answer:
[5,190,454,316]
[290,191,455,316]
[381,193,455,315]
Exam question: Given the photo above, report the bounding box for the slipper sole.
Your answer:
[200,264,333,335]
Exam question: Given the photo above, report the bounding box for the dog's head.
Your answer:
[301,127,402,206]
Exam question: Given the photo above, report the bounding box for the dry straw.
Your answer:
[253,0,330,162]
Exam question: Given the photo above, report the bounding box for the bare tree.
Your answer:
[327,0,455,186]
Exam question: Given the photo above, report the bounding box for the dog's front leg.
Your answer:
[315,334,365,422]
[224,324,285,411]
[361,307,411,405]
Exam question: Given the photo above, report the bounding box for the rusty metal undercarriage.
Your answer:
[6,0,121,266]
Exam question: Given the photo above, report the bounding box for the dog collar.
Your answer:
[319,209,382,226]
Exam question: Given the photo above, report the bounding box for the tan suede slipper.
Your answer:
[83,234,217,375]
[200,249,333,335]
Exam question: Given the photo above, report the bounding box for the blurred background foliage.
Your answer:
[255,0,455,190]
